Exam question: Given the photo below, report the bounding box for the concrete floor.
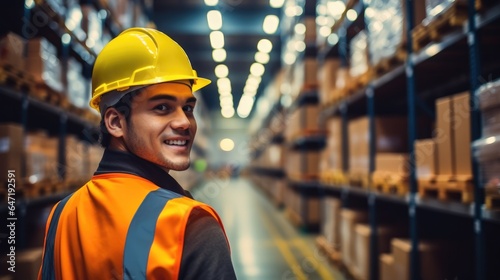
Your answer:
[191,177,345,280]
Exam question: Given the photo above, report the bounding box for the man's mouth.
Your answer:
[164,140,188,146]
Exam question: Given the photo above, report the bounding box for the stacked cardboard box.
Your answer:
[25,37,64,94]
[380,239,449,280]
[318,58,341,105]
[0,33,25,70]
[292,58,318,96]
[285,150,320,180]
[320,118,344,177]
[0,124,23,184]
[24,131,59,185]
[286,188,320,226]
[321,197,342,250]
[340,209,369,273]
[416,92,472,182]
[349,117,408,177]
[285,104,320,141]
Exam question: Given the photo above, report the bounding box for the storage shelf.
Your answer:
[250,166,286,178]
[288,90,319,113]
[289,134,326,150]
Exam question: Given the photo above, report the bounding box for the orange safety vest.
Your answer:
[38,173,226,280]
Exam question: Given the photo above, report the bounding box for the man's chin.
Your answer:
[168,161,190,171]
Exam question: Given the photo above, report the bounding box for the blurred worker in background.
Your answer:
[38,28,237,279]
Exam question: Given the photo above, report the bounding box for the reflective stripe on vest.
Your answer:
[123,188,182,279]
[41,194,74,280]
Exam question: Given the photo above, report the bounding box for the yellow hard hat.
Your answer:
[89,27,211,112]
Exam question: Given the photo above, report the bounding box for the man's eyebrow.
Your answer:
[148,94,197,103]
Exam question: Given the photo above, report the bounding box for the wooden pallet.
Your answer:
[320,170,348,186]
[349,171,371,188]
[485,186,500,209]
[372,172,409,196]
[316,236,342,265]
[418,176,474,203]
[373,47,406,77]
[0,63,35,93]
[413,1,469,52]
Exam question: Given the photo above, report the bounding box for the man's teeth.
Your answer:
[165,140,187,146]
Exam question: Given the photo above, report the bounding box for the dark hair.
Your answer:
[98,90,141,148]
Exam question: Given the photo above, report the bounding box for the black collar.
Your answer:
[95,149,191,197]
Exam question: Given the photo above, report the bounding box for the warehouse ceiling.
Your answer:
[152,0,283,119]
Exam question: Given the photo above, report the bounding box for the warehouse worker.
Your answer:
[38,28,237,279]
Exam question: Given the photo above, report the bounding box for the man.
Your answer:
[38,28,237,279]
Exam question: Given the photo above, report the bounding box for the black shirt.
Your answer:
[96,149,237,279]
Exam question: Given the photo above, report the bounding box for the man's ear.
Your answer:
[104,107,126,138]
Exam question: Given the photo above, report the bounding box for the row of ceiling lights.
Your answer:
[316,0,358,46]
[204,0,284,119]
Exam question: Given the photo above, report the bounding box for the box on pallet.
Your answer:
[0,124,23,184]
[292,58,317,95]
[340,209,368,272]
[379,253,395,280]
[375,153,409,175]
[25,37,64,93]
[415,139,438,179]
[285,104,320,140]
[318,58,341,105]
[364,0,426,65]
[354,224,406,280]
[435,96,454,176]
[0,32,25,70]
[349,117,408,175]
[285,150,320,179]
[452,92,471,177]
[321,197,342,250]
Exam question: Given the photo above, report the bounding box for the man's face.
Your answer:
[123,82,197,172]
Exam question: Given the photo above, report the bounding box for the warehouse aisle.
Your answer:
[191,177,344,280]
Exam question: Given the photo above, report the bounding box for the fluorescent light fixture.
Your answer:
[237,95,255,118]
[217,77,231,90]
[365,7,375,18]
[210,31,224,49]
[294,23,306,35]
[219,90,231,97]
[316,4,326,15]
[316,16,328,26]
[294,6,303,16]
[61,33,71,45]
[212,49,226,62]
[250,63,265,77]
[346,9,358,21]
[285,6,296,17]
[255,52,270,64]
[270,0,285,8]
[204,0,218,6]
[327,1,346,19]
[244,83,258,93]
[220,138,235,151]
[221,107,235,118]
[283,52,296,65]
[247,75,262,86]
[215,64,229,78]
[220,95,233,106]
[257,39,273,53]
[207,10,222,30]
[263,15,280,34]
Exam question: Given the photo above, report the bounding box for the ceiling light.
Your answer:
[61,33,71,45]
[219,89,231,96]
[316,16,328,26]
[210,31,224,49]
[204,0,218,6]
[285,6,296,17]
[319,26,331,37]
[365,7,375,18]
[327,1,346,19]
[294,6,303,16]
[328,33,339,45]
[254,52,270,64]
[294,23,306,35]
[220,95,233,106]
[346,9,358,21]
[257,39,273,53]
[215,64,229,78]
[263,15,280,34]
[244,83,258,93]
[219,138,235,151]
[294,41,306,52]
[247,75,262,86]
[250,63,265,77]
[270,0,285,8]
[237,95,255,118]
[207,10,222,30]
[221,107,235,118]
[316,4,326,15]
[212,49,226,62]
[283,52,296,65]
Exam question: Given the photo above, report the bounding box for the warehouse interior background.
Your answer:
[1,0,500,279]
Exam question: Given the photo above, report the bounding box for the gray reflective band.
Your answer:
[41,194,74,280]
[123,188,182,280]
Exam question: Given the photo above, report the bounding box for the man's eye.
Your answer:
[155,104,169,111]
[183,105,195,113]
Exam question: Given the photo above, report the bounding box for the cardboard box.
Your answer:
[375,153,409,175]
[303,104,320,131]
[319,59,341,105]
[340,209,369,271]
[321,197,342,249]
[0,124,23,183]
[435,97,454,176]
[13,248,43,280]
[0,32,25,70]
[26,37,64,92]
[391,239,447,280]
[452,92,472,176]
[325,118,344,171]
[355,224,405,280]
[414,139,438,179]
[380,253,395,280]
